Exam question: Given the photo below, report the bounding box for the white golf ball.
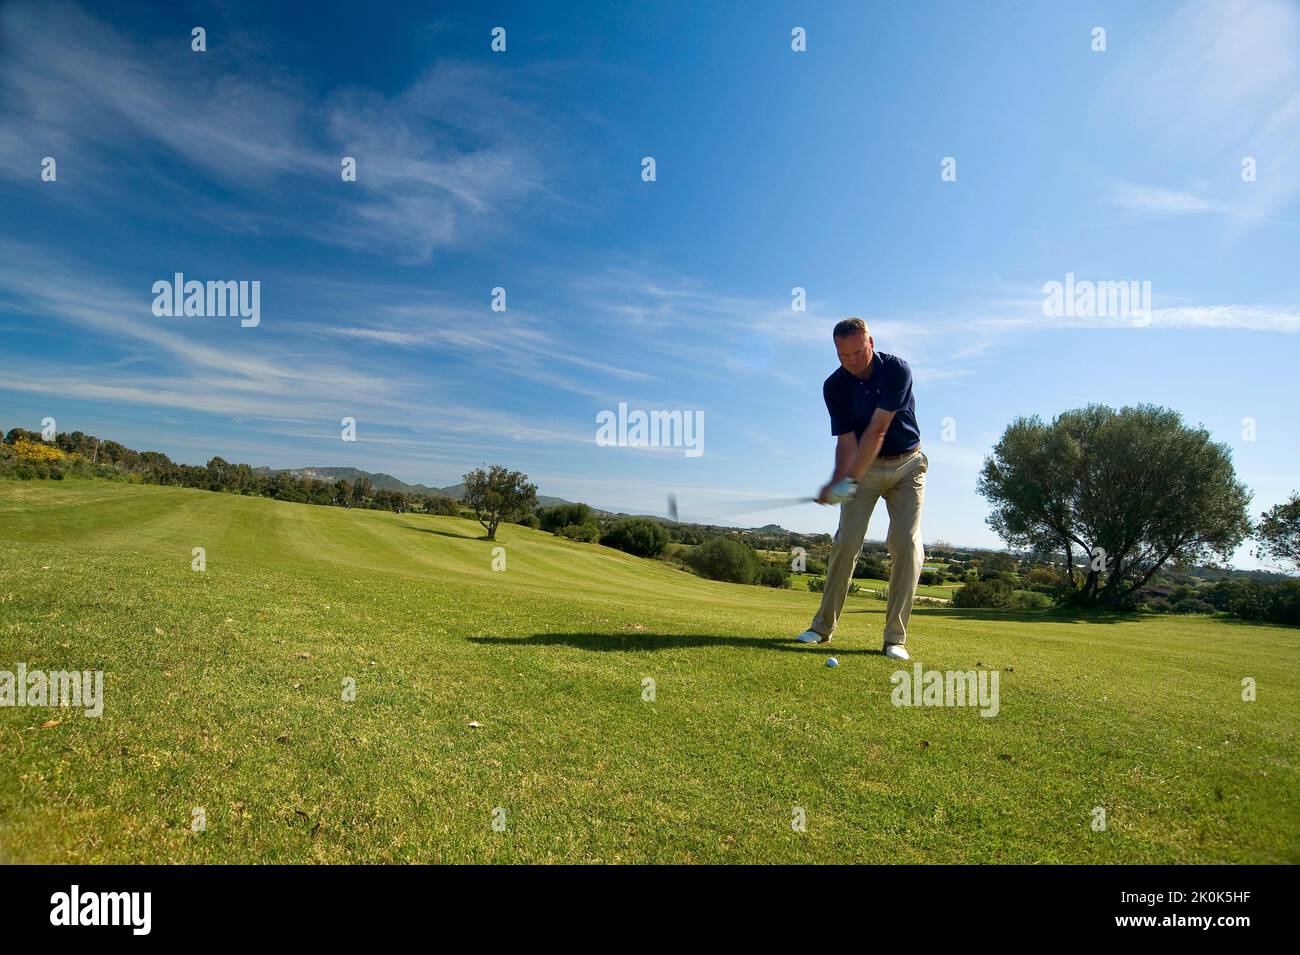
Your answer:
[825,657,839,668]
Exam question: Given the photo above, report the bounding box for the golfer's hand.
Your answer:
[818,477,857,505]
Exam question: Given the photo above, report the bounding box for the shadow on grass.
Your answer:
[1203,615,1299,632]
[399,523,488,542]
[468,632,889,655]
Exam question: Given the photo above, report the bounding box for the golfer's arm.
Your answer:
[831,432,857,481]
[846,409,895,481]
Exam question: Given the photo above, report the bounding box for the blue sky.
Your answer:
[1,0,1297,565]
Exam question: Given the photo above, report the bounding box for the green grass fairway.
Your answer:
[790,572,960,600]
[1,479,1296,863]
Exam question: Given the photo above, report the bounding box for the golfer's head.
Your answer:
[833,317,873,375]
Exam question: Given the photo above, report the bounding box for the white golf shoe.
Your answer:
[796,629,831,644]
[882,642,909,660]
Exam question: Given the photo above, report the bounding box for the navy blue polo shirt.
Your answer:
[823,351,921,455]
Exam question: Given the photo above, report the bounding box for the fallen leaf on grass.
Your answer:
[467,721,482,729]
[40,719,61,729]
[296,652,312,659]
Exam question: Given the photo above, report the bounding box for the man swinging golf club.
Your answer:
[796,317,928,660]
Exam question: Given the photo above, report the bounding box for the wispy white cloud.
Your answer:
[1108,182,1221,214]
[1148,305,1300,332]
[0,1,555,262]
[967,297,1300,333]
[1108,0,1300,229]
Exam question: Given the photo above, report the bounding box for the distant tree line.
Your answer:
[1,428,462,516]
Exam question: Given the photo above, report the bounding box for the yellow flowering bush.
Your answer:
[11,439,66,463]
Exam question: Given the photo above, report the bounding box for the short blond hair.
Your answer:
[833,317,868,339]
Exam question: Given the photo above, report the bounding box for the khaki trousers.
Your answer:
[811,448,928,645]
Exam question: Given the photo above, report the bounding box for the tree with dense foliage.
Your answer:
[978,404,1251,607]
[601,517,669,558]
[980,552,1018,574]
[1255,492,1300,573]
[855,555,889,579]
[687,536,760,584]
[350,475,373,506]
[757,562,791,588]
[539,502,594,533]
[462,465,537,540]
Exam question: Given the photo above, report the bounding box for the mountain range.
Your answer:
[251,466,574,508]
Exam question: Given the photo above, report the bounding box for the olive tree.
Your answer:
[978,404,1251,607]
[462,465,537,540]
[1256,492,1300,572]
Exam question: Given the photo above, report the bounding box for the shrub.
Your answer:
[1023,565,1066,594]
[539,503,593,533]
[687,536,759,584]
[514,513,540,529]
[422,495,460,516]
[558,523,601,543]
[822,580,867,596]
[951,579,1016,609]
[601,517,669,558]
[1011,589,1053,610]
[918,570,944,585]
[1144,596,1173,613]
[1172,598,1216,615]
[855,557,889,580]
[757,563,791,589]
[979,570,1019,585]
[805,558,827,576]
[11,439,65,464]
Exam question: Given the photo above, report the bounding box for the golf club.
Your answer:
[668,492,817,521]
